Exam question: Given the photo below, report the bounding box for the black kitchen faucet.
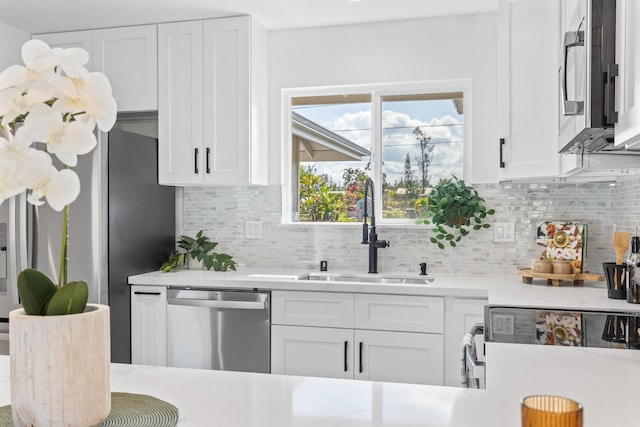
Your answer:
[361,178,390,273]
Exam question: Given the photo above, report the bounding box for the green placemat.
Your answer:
[0,392,179,427]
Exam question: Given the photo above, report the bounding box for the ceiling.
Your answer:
[0,0,498,34]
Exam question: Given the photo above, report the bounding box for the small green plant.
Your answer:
[161,230,237,272]
[415,176,495,249]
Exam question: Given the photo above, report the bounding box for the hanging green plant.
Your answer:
[415,176,495,249]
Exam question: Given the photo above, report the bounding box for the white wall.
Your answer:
[268,13,499,185]
[0,22,29,70]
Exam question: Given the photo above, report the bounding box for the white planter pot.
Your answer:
[187,257,203,270]
[9,304,111,427]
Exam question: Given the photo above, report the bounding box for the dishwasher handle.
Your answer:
[167,292,268,310]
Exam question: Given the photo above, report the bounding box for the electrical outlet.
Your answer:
[245,221,263,239]
[494,222,515,242]
[493,314,515,335]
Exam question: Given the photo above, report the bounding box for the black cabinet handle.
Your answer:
[134,291,161,296]
[499,138,505,168]
[344,341,348,372]
[206,147,211,174]
[194,148,199,174]
[359,341,363,373]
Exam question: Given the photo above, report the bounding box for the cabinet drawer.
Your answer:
[272,291,354,328]
[355,294,444,333]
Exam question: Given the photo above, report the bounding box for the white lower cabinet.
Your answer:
[130,285,167,366]
[271,325,353,379]
[271,291,445,385]
[444,297,487,387]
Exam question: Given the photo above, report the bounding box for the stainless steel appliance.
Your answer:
[167,288,271,373]
[558,0,618,154]
[461,323,485,389]
[486,306,640,349]
[1,119,176,363]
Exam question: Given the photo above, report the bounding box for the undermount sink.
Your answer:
[298,273,434,285]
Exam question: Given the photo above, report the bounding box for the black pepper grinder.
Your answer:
[632,228,640,254]
[628,228,640,304]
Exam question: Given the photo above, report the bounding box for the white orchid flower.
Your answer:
[0,137,26,203]
[52,46,90,78]
[0,39,58,92]
[0,83,55,127]
[27,166,80,211]
[49,70,117,131]
[23,108,96,167]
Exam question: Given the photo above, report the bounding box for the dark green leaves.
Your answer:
[415,175,496,249]
[166,230,237,272]
[17,269,57,315]
[17,269,88,316]
[45,281,88,315]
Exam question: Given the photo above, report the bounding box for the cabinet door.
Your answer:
[158,21,204,185]
[444,298,487,387]
[354,329,444,385]
[271,325,354,379]
[202,17,251,184]
[272,291,354,328]
[130,286,167,366]
[33,31,93,70]
[497,0,562,179]
[93,25,157,112]
[355,294,443,333]
[615,0,640,148]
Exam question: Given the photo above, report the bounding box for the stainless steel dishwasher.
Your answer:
[166,287,270,373]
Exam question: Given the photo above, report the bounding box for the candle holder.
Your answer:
[521,395,583,427]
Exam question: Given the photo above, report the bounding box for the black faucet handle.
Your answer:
[374,240,390,249]
[419,262,427,275]
[361,223,369,244]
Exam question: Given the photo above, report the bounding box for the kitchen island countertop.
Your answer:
[0,355,500,427]
[129,268,640,312]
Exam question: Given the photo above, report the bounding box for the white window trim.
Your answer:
[281,79,472,225]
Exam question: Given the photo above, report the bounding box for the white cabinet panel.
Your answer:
[444,298,486,387]
[355,329,444,385]
[131,286,167,366]
[615,0,640,148]
[33,31,93,70]
[497,0,562,179]
[93,25,157,112]
[272,291,354,328]
[158,21,204,185]
[355,294,443,333]
[271,325,353,379]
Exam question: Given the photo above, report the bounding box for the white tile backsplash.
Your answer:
[182,176,639,276]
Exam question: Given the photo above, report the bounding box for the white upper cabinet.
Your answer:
[158,16,268,186]
[615,0,640,148]
[93,26,158,112]
[33,31,94,70]
[497,0,562,179]
[34,25,157,112]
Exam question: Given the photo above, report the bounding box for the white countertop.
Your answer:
[129,268,640,312]
[0,356,500,427]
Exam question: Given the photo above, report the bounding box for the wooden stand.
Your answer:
[518,268,604,287]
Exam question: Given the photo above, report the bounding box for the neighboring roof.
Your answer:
[292,112,370,162]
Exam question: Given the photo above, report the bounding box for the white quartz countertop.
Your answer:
[0,356,500,427]
[129,268,640,312]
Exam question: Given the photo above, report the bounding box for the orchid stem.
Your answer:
[57,205,69,288]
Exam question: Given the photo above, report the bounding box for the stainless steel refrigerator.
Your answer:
[0,120,175,363]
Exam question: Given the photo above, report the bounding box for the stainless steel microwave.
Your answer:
[558,0,618,154]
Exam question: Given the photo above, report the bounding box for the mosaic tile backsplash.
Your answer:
[183,176,640,276]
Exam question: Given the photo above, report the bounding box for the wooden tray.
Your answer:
[518,268,604,287]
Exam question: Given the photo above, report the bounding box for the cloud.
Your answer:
[299,106,463,186]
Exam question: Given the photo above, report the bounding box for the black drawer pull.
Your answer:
[134,291,161,296]
[359,341,363,373]
[344,341,348,372]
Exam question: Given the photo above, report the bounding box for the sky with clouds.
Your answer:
[294,98,463,187]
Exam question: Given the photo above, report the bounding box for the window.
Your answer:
[282,81,469,224]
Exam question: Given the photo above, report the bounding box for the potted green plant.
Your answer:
[0,39,117,426]
[161,230,237,272]
[415,176,496,249]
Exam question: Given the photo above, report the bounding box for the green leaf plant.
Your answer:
[17,206,89,315]
[161,230,238,272]
[415,176,496,249]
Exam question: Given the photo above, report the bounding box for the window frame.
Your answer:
[281,79,472,225]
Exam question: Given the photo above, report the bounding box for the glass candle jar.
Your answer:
[521,395,583,427]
